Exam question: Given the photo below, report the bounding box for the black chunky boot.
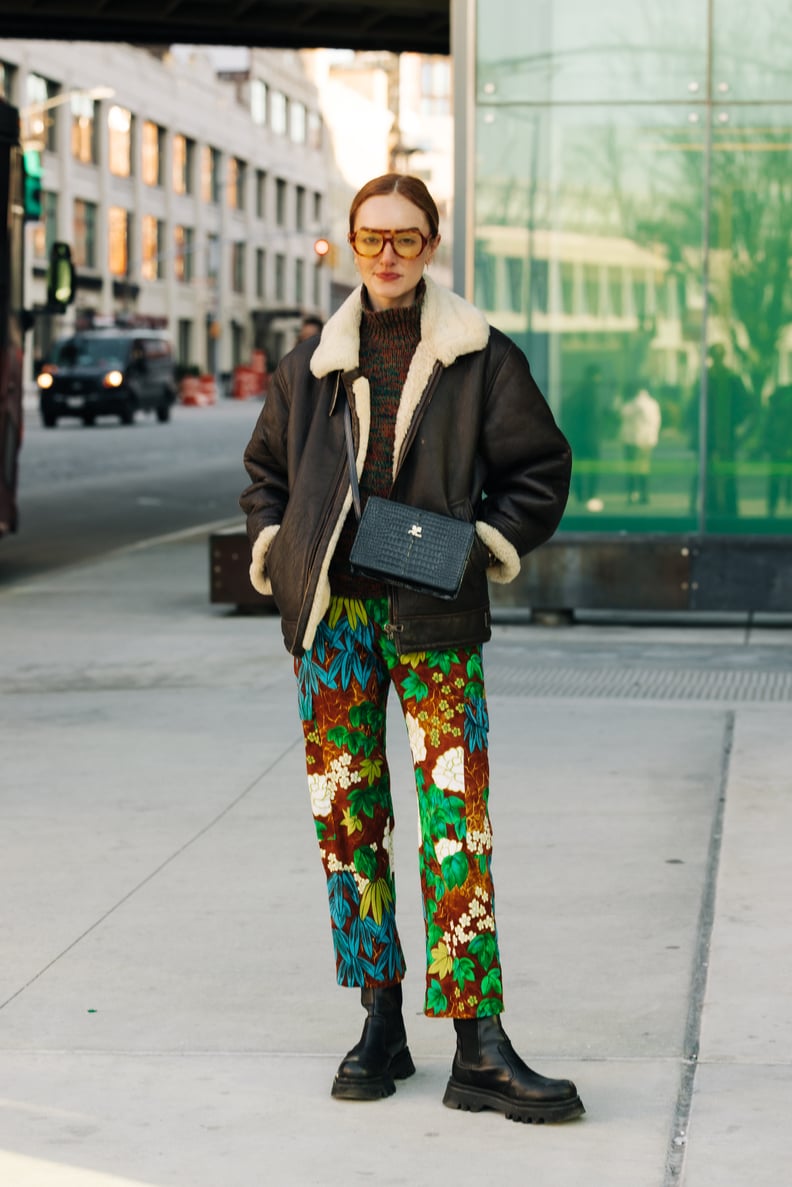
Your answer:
[443,1016,584,1123]
[331,983,416,1101]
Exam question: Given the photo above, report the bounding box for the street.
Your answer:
[0,397,261,586]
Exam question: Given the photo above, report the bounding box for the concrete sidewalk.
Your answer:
[1,532,791,1187]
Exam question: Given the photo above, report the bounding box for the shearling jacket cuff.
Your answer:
[249,524,280,596]
[475,521,521,584]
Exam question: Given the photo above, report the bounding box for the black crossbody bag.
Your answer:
[343,399,475,600]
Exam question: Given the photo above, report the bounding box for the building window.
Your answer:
[232,242,245,293]
[177,319,192,366]
[174,226,194,282]
[0,61,17,102]
[228,157,246,210]
[32,191,58,260]
[108,206,129,277]
[275,252,286,300]
[206,233,220,283]
[73,198,97,268]
[256,248,266,298]
[295,186,306,231]
[420,59,451,116]
[108,105,132,176]
[26,74,59,152]
[173,134,194,195]
[295,258,304,305]
[275,178,287,227]
[71,93,98,164]
[271,90,287,136]
[313,191,322,224]
[201,146,220,203]
[307,111,323,151]
[290,101,306,144]
[256,169,267,219]
[142,121,164,186]
[251,78,267,126]
[313,261,321,306]
[141,215,164,280]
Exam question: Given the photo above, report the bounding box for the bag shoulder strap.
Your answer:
[343,394,362,521]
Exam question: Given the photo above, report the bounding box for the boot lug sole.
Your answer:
[331,1047,415,1101]
[442,1080,585,1124]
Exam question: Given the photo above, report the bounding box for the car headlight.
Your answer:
[103,370,124,388]
[37,372,54,389]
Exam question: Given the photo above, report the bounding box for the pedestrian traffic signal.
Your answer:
[23,148,43,221]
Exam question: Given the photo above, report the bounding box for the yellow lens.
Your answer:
[393,233,423,258]
[354,230,384,257]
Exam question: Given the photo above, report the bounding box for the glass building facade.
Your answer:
[465,0,792,540]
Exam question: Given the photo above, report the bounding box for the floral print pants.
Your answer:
[295,596,505,1019]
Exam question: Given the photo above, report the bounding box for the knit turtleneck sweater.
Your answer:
[329,286,423,597]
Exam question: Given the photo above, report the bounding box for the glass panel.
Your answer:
[477,0,707,104]
[713,0,792,102]
[703,105,792,530]
[475,103,706,531]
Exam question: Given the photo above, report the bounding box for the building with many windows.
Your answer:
[1,41,330,378]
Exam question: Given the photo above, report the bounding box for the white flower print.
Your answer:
[308,773,332,817]
[435,837,463,863]
[326,752,360,794]
[405,712,427,763]
[432,746,465,792]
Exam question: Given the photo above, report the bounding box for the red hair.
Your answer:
[348,173,440,239]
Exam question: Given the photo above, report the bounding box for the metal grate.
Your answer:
[486,665,792,702]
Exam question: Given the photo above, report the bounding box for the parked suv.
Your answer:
[37,329,176,427]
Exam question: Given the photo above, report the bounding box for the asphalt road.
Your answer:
[0,397,262,587]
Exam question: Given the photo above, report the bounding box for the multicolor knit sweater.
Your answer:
[329,288,423,596]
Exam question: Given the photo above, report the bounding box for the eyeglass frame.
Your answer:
[347,227,434,259]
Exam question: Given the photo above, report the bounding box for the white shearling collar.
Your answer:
[309,274,489,380]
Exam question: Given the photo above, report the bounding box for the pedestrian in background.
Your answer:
[297,315,324,342]
[240,173,584,1125]
[619,383,662,504]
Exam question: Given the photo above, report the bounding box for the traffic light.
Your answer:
[23,148,43,221]
[46,242,76,308]
[314,237,331,263]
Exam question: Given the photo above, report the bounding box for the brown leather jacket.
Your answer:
[240,277,571,657]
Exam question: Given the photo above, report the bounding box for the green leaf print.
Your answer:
[464,680,484,699]
[468,932,497,971]
[426,650,460,675]
[314,820,327,842]
[452,957,477,990]
[327,725,350,750]
[349,702,385,731]
[380,635,399,670]
[360,877,393,925]
[466,652,484,680]
[359,756,384,785]
[427,979,449,1016]
[477,996,503,1018]
[354,845,377,881]
[401,670,429,703]
[346,728,376,757]
[441,850,470,890]
[427,922,444,948]
[481,967,503,997]
[348,782,390,819]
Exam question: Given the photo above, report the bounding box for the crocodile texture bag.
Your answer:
[344,401,475,600]
[350,495,475,599]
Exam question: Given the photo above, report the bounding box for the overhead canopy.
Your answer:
[0,0,450,55]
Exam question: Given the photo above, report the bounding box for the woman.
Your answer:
[240,174,584,1124]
